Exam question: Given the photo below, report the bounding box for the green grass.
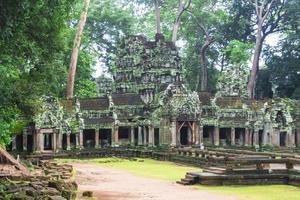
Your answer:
[195,185,300,200]
[57,158,300,200]
[56,157,200,181]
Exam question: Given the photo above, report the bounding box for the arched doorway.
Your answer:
[177,121,194,146]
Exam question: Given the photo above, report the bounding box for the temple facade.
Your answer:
[11,34,300,153]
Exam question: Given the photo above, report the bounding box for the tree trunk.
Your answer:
[66,0,90,98]
[171,0,184,42]
[247,23,263,99]
[197,39,214,92]
[154,0,161,34]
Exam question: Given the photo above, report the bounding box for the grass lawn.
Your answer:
[195,185,300,200]
[57,158,300,200]
[56,157,200,181]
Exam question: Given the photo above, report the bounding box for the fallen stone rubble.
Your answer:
[0,160,77,200]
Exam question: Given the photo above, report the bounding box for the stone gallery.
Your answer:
[11,34,300,153]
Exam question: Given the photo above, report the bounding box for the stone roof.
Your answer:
[79,97,109,110]
[83,117,114,125]
[112,93,144,106]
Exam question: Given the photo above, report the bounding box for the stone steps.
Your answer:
[176,173,199,185]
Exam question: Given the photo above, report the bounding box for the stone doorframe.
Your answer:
[36,128,57,152]
[176,121,196,146]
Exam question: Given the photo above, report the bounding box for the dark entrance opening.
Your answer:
[119,127,129,139]
[154,128,160,146]
[235,128,245,146]
[203,126,214,144]
[16,135,23,152]
[180,126,189,146]
[220,128,231,146]
[27,134,33,152]
[70,133,76,148]
[295,131,298,147]
[99,129,112,147]
[259,130,263,147]
[44,133,52,150]
[280,132,287,147]
[62,134,67,150]
[134,128,138,146]
[83,129,95,148]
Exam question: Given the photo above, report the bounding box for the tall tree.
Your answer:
[154,0,162,34]
[66,0,90,98]
[247,0,287,98]
[171,0,191,42]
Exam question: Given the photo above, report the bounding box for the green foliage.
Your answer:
[224,40,253,65]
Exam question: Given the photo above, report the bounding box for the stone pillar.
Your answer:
[52,132,57,152]
[240,130,245,146]
[148,126,154,146]
[244,128,250,146]
[57,132,63,150]
[271,129,280,147]
[170,121,177,146]
[143,126,147,145]
[194,123,200,146]
[138,126,143,145]
[213,126,220,146]
[287,130,295,148]
[296,129,300,147]
[23,128,27,152]
[75,133,80,149]
[79,130,84,148]
[253,129,259,147]
[114,125,119,146]
[95,129,99,148]
[130,126,135,146]
[231,127,235,146]
[187,127,192,145]
[36,130,43,152]
[199,125,203,145]
[66,134,71,150]
[12,135,17,151]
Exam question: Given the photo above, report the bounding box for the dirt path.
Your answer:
[72,163,240,200]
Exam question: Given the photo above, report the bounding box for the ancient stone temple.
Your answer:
[11,34,300,153]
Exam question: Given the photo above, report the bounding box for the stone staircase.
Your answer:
[176,172,199,185]
[202,166,226,174]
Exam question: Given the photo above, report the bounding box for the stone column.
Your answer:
[143,126,147,145]
[114,126,119,146]
[95,129,99,148]
[79,130,84,148]
[23,128,27,152]
[36,130,43,152]
[52,132,57,152]
[66,134,71,150]
[199,125,203,145]
[75,133,80,149]
[187,127,192,145]
[240,130,245,146]
[296,129,300,147]
[12,135,17,151]
[271,129,280,147]
[231,127,235,146]
[57,132,63,150]
[130,127,135,146]
[170,120,177,146]
[194,123,200,146]
[213,126,220,146]
[138,126,143,145]
[244,128,250,146]
[148,126,154,146]
[287,130,295,148]
[253,129,259,147]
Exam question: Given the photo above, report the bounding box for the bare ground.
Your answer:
[72,163,240,200]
